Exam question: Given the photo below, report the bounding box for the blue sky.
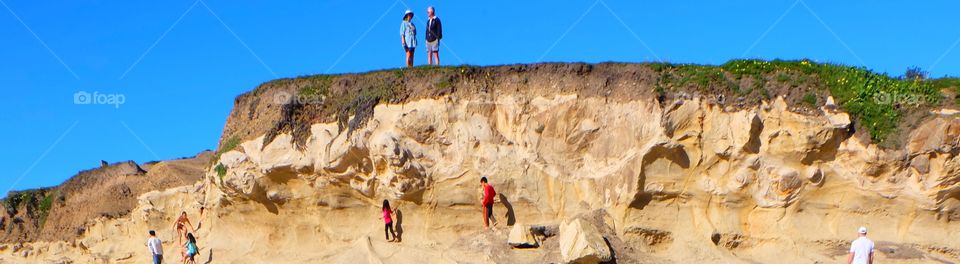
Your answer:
[3,0,960,195]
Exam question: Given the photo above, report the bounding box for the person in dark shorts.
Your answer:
[424,6,443,65]
[400,10,417,68]
[480,176,496,229]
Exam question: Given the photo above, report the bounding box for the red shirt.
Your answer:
[482,184,496,206]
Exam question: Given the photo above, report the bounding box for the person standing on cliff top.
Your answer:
[424,6,442,65]
[400,10,417,68]
[480,176,497,229]
[847,226,875,264]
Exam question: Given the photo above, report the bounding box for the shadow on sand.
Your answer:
[203,249,213,264]
[395,208,404,242]
[499,194,516,226]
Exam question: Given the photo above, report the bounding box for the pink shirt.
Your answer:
[383,208,392,224]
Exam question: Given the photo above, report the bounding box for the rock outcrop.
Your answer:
[559,219,612,264]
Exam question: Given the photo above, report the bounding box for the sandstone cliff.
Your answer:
[2,63,959,263]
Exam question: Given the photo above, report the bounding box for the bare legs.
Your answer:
[427,51,440,65]
[176,227,184,244]
[405,49,414,68]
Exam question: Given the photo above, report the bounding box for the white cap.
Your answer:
[858,226,867,234]
[403,10,414,19]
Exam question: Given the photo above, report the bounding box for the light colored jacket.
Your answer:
[147,237,163,255]
[400,21,417,48]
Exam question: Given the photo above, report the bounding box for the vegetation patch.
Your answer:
[215,163,227,182]
[38,191,55,227]
[3,193,22,216]
[3,189,56,227]
[298,75,335,101]
[802,92,818,106]
[211,136,242,165]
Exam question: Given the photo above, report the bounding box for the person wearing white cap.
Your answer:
[847,226,874,264]
[400,10,417,68]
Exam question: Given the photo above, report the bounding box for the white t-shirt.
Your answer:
[849,237,874,264]
[147,237,163,256]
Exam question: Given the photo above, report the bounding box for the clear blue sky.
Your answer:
[3,0,960,195]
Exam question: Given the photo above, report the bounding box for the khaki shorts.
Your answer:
[426,40,439,52]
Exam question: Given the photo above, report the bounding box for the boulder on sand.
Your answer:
[559,219,612,264]
[508,224,539,248]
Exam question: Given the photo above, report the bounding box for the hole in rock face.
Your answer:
[809,169,824,185]
[711,233,721,246]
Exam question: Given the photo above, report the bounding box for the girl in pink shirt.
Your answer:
[382,200,398,242]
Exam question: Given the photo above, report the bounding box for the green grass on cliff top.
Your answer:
[266,60,960,146]
[653,59,956,144]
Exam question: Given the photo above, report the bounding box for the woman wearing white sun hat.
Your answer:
[400,10,417,68]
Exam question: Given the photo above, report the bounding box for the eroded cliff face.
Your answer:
[4,93,960,263]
